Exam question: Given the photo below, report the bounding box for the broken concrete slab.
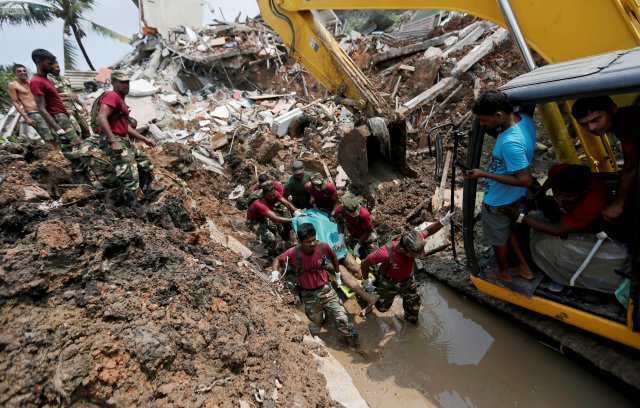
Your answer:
[210,133,229,150]
[126,96,158,127]
[226,235,252,258]
[23,186,50,202]
[211,106,230,120]
[271,108,303,137]
[128,79,160,97]
[159,93,178,104]
[206,219,226,246]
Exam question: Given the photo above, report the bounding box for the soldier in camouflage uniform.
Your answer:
[360,212,454,324]
[29,49,89,183]
[271,223,359,347]
[246,181,295,255]
[96,70,163,206]
[49,62,91,137]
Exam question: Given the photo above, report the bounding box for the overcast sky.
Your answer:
[0,0,260,72]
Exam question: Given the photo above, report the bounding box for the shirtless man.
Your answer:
[7,64,57,149]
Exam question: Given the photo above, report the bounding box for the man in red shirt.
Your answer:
[29,49,88,183]
[247,181,295,255]
[571,96,640,222]
[500,164,627,293]
[271,223,358,347]
[96,70,161,206]
[360,211,453,324]
[335,193,378,257]
[251,174,285,195]
[304,173,339,215]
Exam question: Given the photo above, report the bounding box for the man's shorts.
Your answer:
[27,111,54,141]
[482,200,522,246]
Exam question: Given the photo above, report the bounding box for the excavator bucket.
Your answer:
[338,117,417,203]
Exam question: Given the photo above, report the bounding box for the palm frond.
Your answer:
[0,1,55,28]
[63,35,80,70]
[85,20,130,43]
[67,0,93,20]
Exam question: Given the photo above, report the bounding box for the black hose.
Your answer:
[269,0,296,53]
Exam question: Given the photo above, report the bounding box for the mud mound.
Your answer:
[0,142,338,407]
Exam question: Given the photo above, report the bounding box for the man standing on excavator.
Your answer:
[463,90,535,282]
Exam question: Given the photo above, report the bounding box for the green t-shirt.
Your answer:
[284,171,313,208]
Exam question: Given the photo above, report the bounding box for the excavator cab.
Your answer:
[461,46,640,349]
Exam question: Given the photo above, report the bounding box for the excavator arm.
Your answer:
[258,0,640,110]
[257,0,640,185]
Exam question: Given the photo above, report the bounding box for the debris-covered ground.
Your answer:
[0,12,570,406]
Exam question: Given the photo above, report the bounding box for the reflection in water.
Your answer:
[436,389,477,408]
[419,283,493,366]
[325,278,633,408]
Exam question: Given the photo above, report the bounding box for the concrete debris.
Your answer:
[128,79,160,97]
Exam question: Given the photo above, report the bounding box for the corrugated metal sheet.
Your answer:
[64,70,99,91]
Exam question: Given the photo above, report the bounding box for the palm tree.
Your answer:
[0,0,131,70]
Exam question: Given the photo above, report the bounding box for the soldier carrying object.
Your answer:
[360,211,454,325]
[271,222,359,348]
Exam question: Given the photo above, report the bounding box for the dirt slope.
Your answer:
[0,142,338,407]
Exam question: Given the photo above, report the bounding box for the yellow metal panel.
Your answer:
[273,0,640,63]
[471,276,640,350]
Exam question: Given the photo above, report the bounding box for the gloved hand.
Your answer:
[333,233,345,250]
[439,210,455,226]
[363,278,374,294]
[270,270,280,283]
[335,272,343,286]
[353,243,361,258]
[293,209,303,217]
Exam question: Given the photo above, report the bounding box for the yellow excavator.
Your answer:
[256,0,640,353]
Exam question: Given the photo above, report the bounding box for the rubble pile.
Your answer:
[0,12,551,406]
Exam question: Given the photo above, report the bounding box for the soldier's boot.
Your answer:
[139,169,166,199]
[123,190,137,208]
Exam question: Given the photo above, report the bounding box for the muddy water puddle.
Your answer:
[319,279,633,408]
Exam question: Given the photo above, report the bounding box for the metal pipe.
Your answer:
[496,0,537,72]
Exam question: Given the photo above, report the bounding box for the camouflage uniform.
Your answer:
[96,134,140,192]
[49,73,91,137]
[247,218,283,254]
[26,111,54,141]
[375,273,421,324]
[299,281,356,337]
[121,137,153,173]
[53,112,87,174]
[79,133,119,188]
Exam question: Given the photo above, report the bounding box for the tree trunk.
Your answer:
[71,25,95,70]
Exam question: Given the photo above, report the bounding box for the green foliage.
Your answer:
[343,18,368,34]
[388,14,402,26]
[0,65,15,110]
[0,1,130,70]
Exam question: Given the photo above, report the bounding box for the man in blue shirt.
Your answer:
[463,90,536,282]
